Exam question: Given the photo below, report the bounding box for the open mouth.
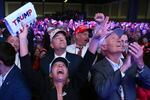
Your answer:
[57,70,64,74]
[85,39,89,42]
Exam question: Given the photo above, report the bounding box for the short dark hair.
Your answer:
[0,42,16,66]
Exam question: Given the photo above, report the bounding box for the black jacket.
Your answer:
[20,50,95,100]
[91,58,150,100]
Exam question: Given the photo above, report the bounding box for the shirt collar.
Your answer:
[54,51,66,59]
[106,57,123,71]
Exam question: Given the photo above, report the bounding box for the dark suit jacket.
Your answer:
[0,65,31,100]
[91,58,150,100]
[40,50,83,79]
[20,50,95,100]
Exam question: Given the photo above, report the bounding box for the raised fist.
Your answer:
[94,13,105,23]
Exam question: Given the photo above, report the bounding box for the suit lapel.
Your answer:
[103,58,124,98]
[103,58,115,75]
[65,52,69,59]
[0,66,17,95]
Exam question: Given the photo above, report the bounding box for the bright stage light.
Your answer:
[64,0,68,3]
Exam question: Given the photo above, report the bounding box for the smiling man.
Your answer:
[40,28,83,79]
[91,28,150,100]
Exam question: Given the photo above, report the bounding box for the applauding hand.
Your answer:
[93,13,110,40]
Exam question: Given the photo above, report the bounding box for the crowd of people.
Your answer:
[0,12,150,100]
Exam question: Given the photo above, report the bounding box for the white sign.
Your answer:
[4,2,37,36]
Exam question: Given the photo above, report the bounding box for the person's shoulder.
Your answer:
[9,66,27,83]
[13,66,25,76]
[66,52,82,58]
[67,52,82,58]
[41,50,54,59]
[93,58,108,69]
[11,65,21,74]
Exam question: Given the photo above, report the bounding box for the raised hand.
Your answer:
[120,54,132,73]
[93,13,110,40]
[89,13,110,54]
[94,13,105,23]
[19,25,29,57]
[18,25,28,40]
[129,42,144,69]
[98,16,110,38]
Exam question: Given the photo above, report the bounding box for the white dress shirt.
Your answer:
[66,43,89,57]
[54,52,66,59]
[106,57,123,72]
[15,52,21,69]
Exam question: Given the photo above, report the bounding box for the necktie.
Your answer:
[77,47,83,56]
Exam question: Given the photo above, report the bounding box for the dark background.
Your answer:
[5,0,117,4]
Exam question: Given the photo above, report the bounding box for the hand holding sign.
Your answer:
[4,2,37,36]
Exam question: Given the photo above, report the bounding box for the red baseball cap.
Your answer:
[74,25,89,35]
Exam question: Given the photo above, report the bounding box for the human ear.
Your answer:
[101,44,107,51]
[49,73,52,78]
[50,43,54,49]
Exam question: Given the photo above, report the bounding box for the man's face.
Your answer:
[51,33,67,50]
[105,33,124,54]
[120,34,129,52]
[6,36,19,52]
[51,61,68,82]
[76,31,89,46]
